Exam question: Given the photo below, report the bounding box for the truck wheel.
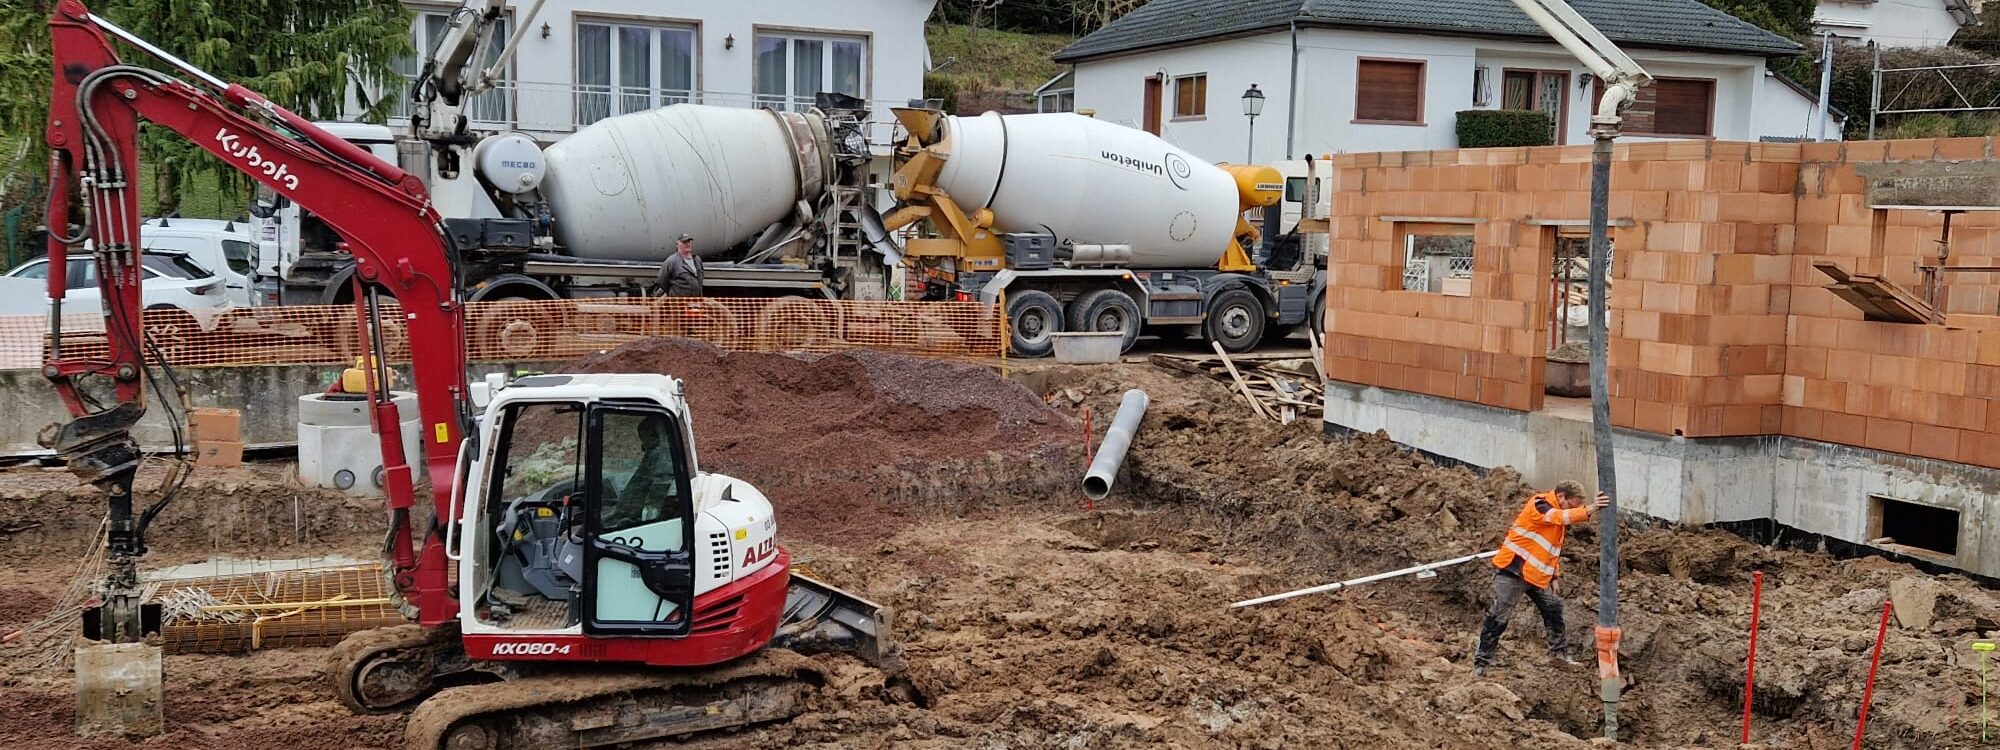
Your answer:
[1311,292,1326,336]
[1006,290,1063,358]
[756,297,835,352]
[471,297,554,360]
[1204,287,1266,354]
[1067,289,1142,354]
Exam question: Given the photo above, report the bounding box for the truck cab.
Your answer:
[250,122,398,305]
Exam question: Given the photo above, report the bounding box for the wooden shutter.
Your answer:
[1652,78,1713,136]
[1357,60,1423,123]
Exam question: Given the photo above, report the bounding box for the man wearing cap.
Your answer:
[656,234,704,297]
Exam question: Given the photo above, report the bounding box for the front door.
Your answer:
[1143,75,1163,135]
[1502,69,1569,145]
[581,403,695,637]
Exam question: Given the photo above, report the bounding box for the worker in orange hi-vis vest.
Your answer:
[1473,480,1609,676]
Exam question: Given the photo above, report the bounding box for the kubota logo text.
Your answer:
[492,641,572,655]
[214,128,300,191]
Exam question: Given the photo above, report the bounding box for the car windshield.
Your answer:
[141,253,214,279]
[9,260,48,280]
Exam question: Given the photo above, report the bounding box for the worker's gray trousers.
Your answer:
[1473,568,1567,666]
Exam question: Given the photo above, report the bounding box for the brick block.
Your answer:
[1888,139,1937,160]
[1745,374,1785,403]
[1865,417,1914,454]
[1911,423,1962,463]
[1786,407,1825,441]
[1824,412,1868,446]
[1633,400,1674,434]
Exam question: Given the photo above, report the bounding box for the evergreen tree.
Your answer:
[0,1,411,215]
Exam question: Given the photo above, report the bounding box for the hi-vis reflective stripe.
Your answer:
[1504,542,1557,575]
[1514,527,1562,557]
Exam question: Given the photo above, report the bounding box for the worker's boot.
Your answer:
[1550,650,1583,667]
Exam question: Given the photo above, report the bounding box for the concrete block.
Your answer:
[75,643,162,737]
[1888,577,1943,630]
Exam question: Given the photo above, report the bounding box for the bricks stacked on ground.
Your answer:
[1320,136,2000,469]
[188,407,244,467]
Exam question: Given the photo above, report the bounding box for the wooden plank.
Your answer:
[1213,342,1272,421]
[1812,261,1939,324]
[1306,330,1327,381]
[1150,354,1216,377]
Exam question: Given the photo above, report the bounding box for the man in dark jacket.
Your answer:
[656,233,703,297]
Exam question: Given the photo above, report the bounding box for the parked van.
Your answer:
[140,218,257,307]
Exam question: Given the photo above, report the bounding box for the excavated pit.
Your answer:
[0,339,1993,749]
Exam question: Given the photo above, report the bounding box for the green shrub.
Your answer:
[923,72,960,114]
[1456,109,1554,148]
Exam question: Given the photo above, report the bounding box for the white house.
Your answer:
[355,0,936,150]
[1813,0,1980,47]
[1051,0,1818,164]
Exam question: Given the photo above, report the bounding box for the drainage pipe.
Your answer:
[1082,389,1148,501]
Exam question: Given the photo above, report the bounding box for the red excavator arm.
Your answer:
[43,0,468,637]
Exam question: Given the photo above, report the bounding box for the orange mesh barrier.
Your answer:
[0,297,1004,370]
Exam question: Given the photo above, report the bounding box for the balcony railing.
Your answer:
[378,79,908,148]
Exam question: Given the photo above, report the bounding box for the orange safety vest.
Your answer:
[1491,491,1590,589]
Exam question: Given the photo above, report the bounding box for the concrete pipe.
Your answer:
[1082,389,1150,501]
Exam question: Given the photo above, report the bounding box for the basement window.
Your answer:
[1868,496,1960,559]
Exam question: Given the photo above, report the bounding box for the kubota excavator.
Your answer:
[38,3,890,747]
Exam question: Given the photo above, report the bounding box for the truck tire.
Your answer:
[1204,287,1265,354]
[1006,290,1063,358]
[1066,289,1142,354]
[1311,292,1326,336]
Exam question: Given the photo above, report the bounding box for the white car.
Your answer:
[0,250,233,326]
[140,218,258,307]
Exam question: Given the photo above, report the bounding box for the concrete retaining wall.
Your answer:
[1326,382,2000,577]
[0,362,559,456]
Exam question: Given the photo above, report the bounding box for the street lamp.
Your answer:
[1241,84,1265,163]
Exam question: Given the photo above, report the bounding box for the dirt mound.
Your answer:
[563,338,1078,543]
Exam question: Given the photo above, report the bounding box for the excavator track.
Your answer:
[330,623,482,714]
[402,648,824,750]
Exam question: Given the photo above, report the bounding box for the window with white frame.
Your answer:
[576,21,698,127]
[1038,89,1074,113]
[1173,73,1207,118]
[389,10,514,123]
[754,32,867,112]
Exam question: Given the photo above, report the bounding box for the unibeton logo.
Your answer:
[214,128,300,191]
[492,641,573,656]
[1100,150,1164,176]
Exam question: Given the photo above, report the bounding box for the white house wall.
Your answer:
[374,0,933,143]
[1756,73,1846,141]
[1066,34,1293,163]
[1814,0,1963,46]
[1071,27,1792,164]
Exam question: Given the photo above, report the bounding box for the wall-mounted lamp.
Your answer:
[725,33,735,50]
[540,22,550,39]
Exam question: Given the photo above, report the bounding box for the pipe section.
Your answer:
[1082,389,1148,501]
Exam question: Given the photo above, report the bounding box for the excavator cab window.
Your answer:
[581,403,695,637]
[478,401,587,630]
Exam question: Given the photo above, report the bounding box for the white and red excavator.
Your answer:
[37,2,890,747]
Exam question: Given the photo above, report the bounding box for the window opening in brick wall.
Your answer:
[1869,496,1959,558]
[1397,223,1475,296]
[1549,231,1613,348]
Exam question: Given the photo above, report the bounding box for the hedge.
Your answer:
[1456,109,1554,148]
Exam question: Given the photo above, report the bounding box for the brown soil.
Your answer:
[0,340,1989,749]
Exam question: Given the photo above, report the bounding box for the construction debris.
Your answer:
[1154,350,1324,424]
[1813,261,1942,324]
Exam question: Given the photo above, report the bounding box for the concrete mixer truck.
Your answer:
[883,108,1326,357]
[254,0,1324,357]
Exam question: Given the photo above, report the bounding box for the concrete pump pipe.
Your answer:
[1083,389,1150,501]
[539,104,831,259]
[932,112,1245,268]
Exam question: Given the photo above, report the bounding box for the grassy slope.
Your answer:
[926,24,1075,93]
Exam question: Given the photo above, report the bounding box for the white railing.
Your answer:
[378,78,909,147]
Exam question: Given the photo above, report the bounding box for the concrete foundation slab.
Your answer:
[74,642,162,737]
[1325,382,2000,578]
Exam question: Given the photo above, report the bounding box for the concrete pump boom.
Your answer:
[1503,0,1652,739]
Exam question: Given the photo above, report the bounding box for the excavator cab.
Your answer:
[461,376,709,638]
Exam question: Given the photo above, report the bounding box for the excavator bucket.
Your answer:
[773,572,897,671]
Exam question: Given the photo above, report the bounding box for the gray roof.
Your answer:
[1053,0,1804,62]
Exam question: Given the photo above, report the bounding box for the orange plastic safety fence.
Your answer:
[0,297,1005,370]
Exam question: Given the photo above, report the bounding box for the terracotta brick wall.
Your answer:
[1321,137,2000,469]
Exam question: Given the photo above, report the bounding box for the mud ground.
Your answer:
[0,343,1994,749]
